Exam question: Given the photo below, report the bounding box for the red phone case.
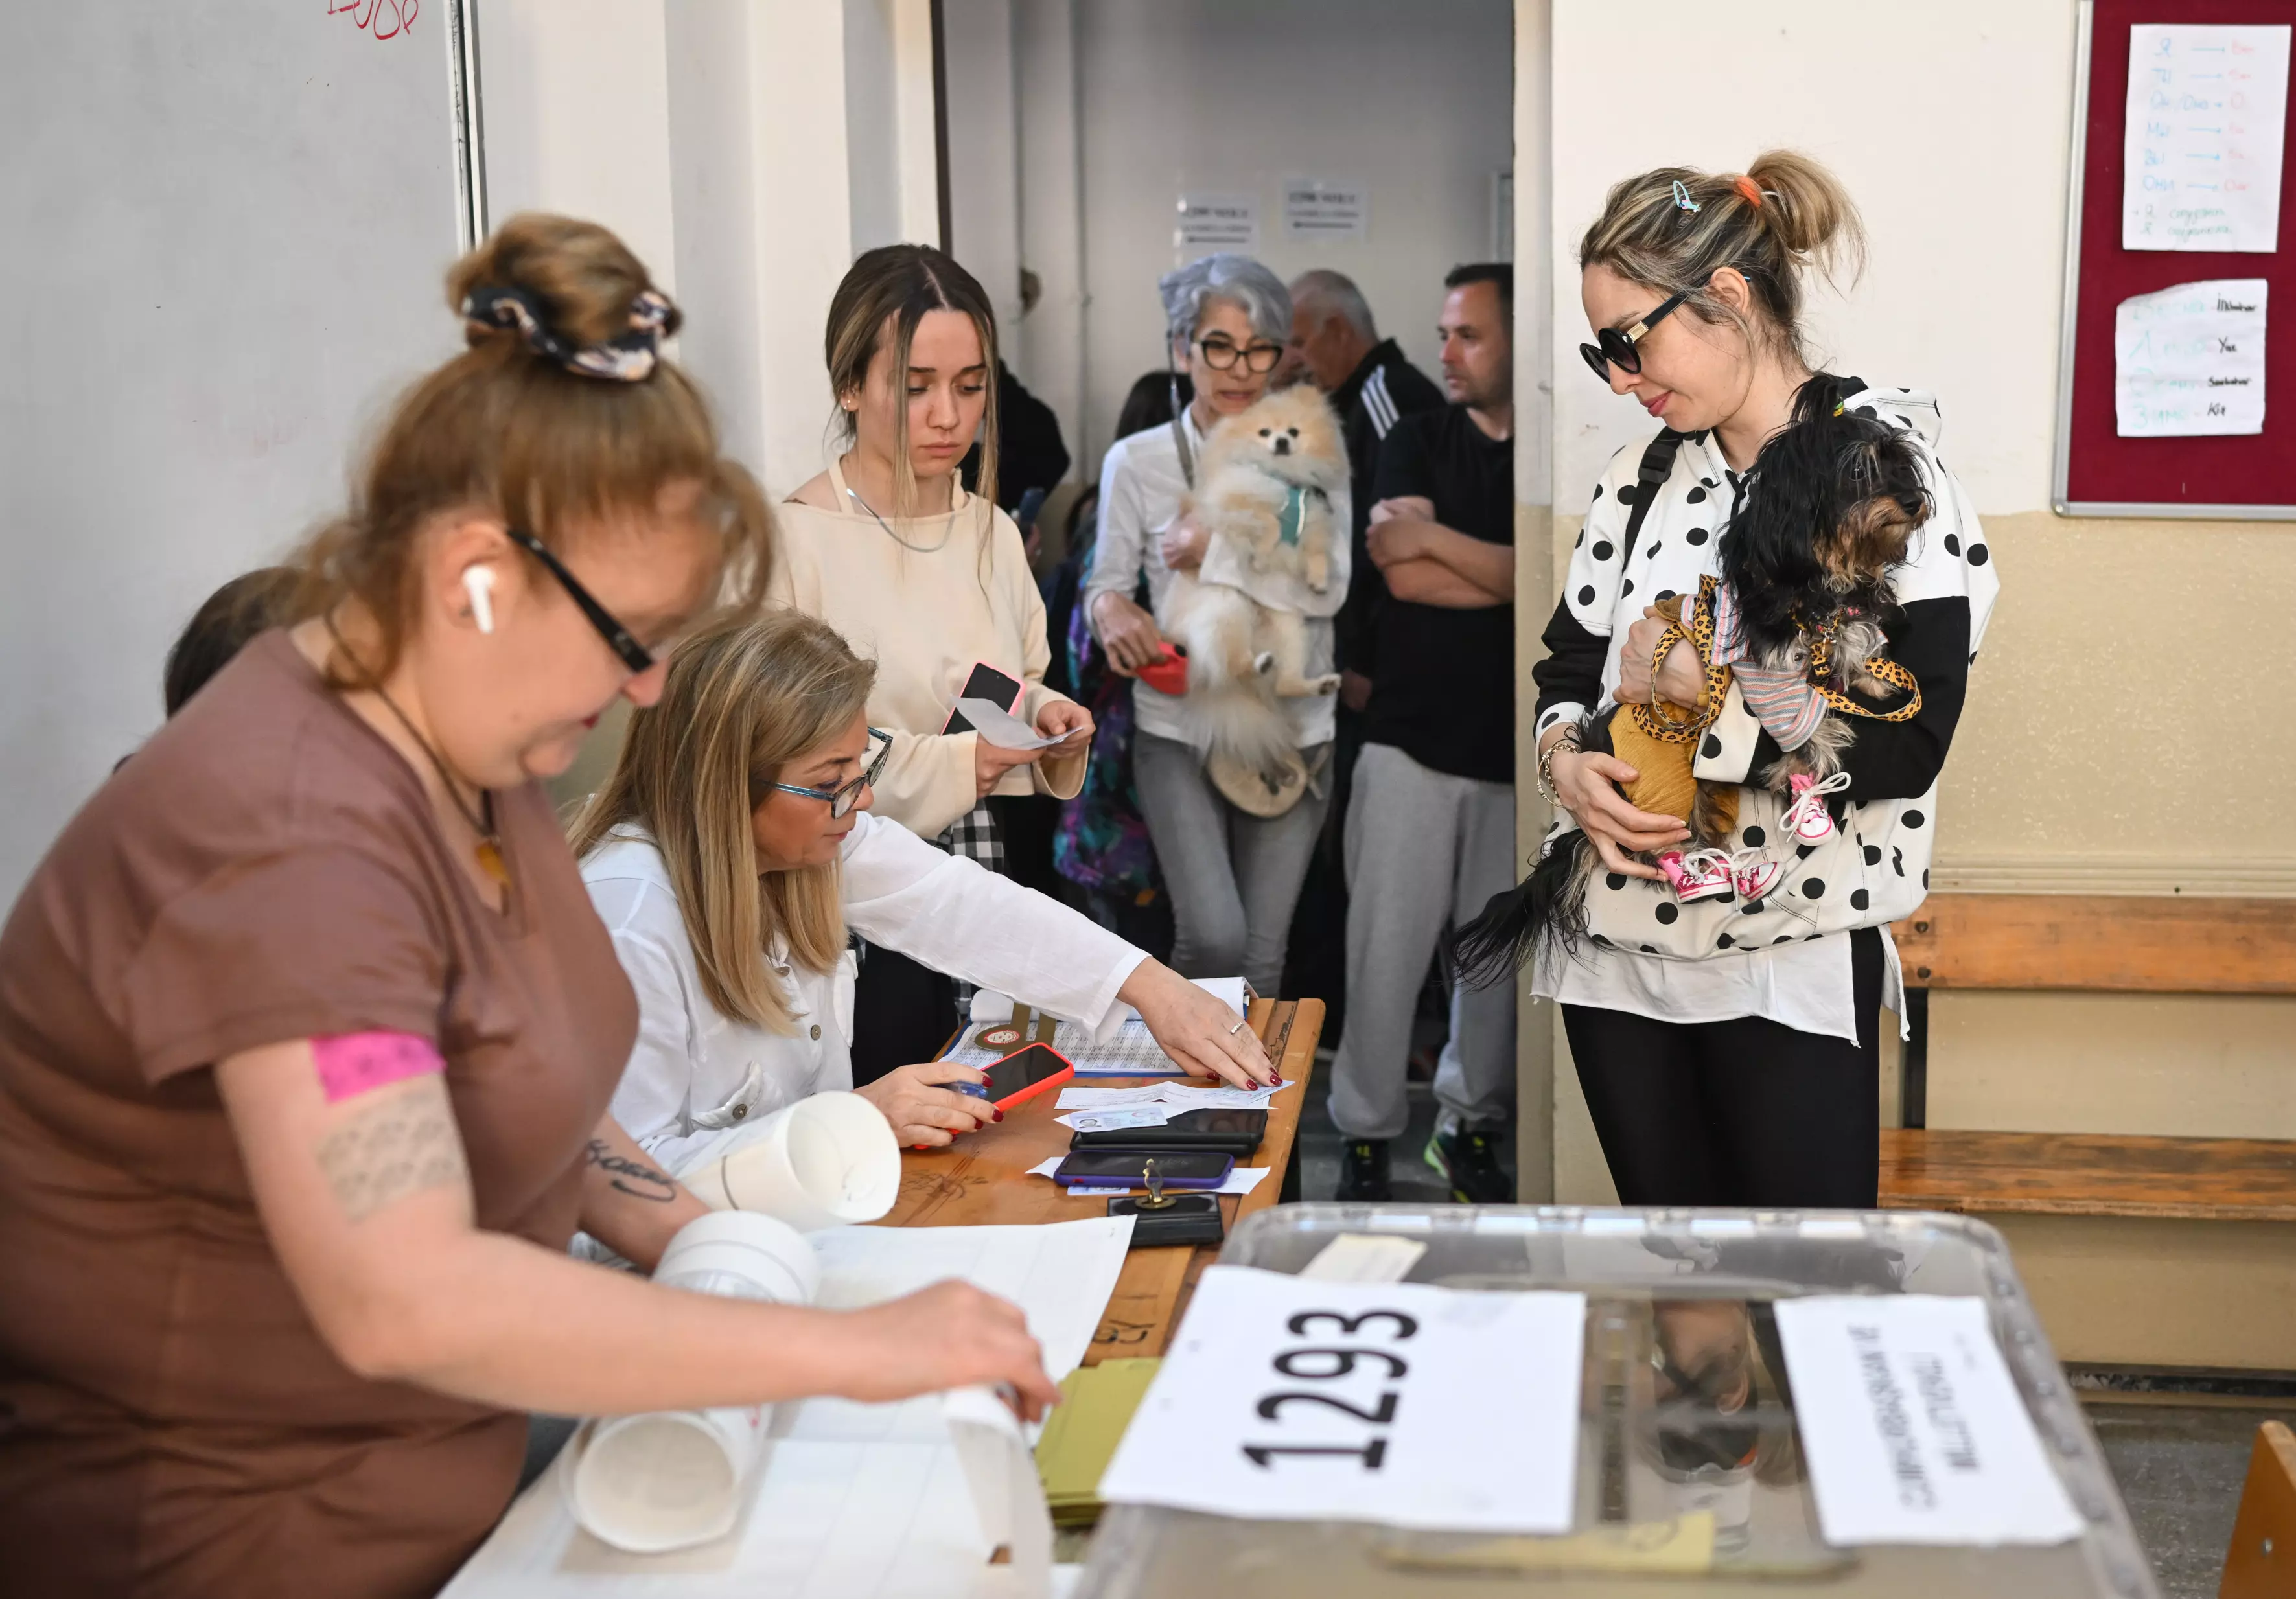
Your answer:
[983,1044,1076,1112]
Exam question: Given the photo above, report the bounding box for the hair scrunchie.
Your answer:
[1732,174,1766,209]
[461,285,672,382]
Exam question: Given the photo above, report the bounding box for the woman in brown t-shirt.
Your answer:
[0,216,1060,1599]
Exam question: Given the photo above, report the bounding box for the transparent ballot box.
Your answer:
[1078,1206,2157,1599]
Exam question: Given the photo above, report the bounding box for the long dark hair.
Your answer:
[824,244,1002,519]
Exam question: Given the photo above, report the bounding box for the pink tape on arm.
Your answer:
[312,1031,446,1104]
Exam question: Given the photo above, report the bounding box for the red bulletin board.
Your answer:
[2058,0,2296,517]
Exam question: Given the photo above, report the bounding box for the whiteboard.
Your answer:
[0,3,478,901]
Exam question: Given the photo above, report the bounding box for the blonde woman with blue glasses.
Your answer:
[572,612,1278,1168]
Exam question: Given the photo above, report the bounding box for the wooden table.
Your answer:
[877,998,1324,1364]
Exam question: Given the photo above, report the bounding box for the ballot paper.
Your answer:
[2115,278,2268,435]
[953,697,1063,750]
[1774,1294,2083,1548]
[1099,1267,1585,1532]
[1026,1156,1273,1199]
[2123,23,2290,253]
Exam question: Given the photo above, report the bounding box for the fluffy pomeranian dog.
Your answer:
[1158,385,1348,783]
[1453,390,1931,984]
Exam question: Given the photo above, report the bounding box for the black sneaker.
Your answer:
[1424,1125,1513,1204]
[1336,1140,1391,1202]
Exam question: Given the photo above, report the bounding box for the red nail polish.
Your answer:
[992,1108,1005,1122]
[1270,1075,1284,1086]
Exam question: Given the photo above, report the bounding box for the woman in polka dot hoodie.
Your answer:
[1511,152,1997,1210]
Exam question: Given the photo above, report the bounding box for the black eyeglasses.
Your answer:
[504,526,655,674]
[772,729,893,818]
[1580,290,1691,380]
[1196,336,1284,374]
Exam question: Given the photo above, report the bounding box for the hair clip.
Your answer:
[1671,179,1701,213]
[462,285,671,382]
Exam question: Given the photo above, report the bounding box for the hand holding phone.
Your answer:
[857,1060,997,1149]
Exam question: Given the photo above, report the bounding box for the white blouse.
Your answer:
[1084,409,1350,751]
[583,814,1148,1173]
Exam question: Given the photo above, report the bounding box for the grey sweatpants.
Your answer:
[1328,742,1518,1140]
[1132,731,1329,996]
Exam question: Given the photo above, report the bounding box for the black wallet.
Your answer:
[1109,1193,1225,1248]
[1069,1108,1266,1156]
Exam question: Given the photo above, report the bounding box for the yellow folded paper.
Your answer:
[1034,1358,1161,1527]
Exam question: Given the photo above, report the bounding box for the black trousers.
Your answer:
[1560,926,1884,1209]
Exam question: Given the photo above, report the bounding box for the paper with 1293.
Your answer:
[1098,1267,1585,1532]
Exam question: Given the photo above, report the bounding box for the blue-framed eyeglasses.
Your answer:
[771,729,892,818]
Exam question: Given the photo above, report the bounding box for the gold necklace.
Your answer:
[325,619,509,888]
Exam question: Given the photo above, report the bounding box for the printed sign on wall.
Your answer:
[1282,179,1367,243]
[1176,194,1258,252]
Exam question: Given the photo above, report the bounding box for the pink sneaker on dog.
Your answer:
[1781,772,1851,846]
[1730,851,1784,902]
[1658,849,1735,904]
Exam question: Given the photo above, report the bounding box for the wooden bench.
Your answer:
[1881,895,2296,1369]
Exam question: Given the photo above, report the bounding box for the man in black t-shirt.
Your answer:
[1329,264,1518,1204]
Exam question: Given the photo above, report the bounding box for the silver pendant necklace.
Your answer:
[843,459,956,554]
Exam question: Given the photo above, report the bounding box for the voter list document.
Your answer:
[1098,1266,1584,1532]
[1774,1294,2083,1547]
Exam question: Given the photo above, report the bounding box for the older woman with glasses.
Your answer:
[573,613,1279,1167]
[1084,253,1345,996]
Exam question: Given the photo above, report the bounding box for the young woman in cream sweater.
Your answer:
[769,245,1091,1076]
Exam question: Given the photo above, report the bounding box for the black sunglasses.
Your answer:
[504,526,655,674]
[1581,290,1691,380]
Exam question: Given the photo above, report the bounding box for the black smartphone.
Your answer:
[1014,485,1049,532]
[1051,1149,1233,1188]
[943,660,1025,735]
[1069,1108,1266,1155]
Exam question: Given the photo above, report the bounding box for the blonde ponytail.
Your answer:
[1578,149,1865,368]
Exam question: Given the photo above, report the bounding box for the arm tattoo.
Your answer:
[316,1077,469,1223]
[585,1138,678,1203]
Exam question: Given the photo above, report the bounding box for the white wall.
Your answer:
[1548,0,2076,516]
[951,0,1517,484]
[481,0,942,498]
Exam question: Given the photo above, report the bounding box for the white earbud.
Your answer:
[463,566,496,635]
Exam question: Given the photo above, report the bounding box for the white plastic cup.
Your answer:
[567,1213,820,1553]
[684,1090,901,1230]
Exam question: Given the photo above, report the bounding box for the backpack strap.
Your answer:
[1618,427,1686,570]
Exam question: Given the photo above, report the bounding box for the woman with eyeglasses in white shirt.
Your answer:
[572,612,1279,1171]
[1084,253,1349,997]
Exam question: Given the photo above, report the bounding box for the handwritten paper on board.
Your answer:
[2122,23,2290,253]
[2115,278,2267,437]
[1774,1296,2083,1547]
